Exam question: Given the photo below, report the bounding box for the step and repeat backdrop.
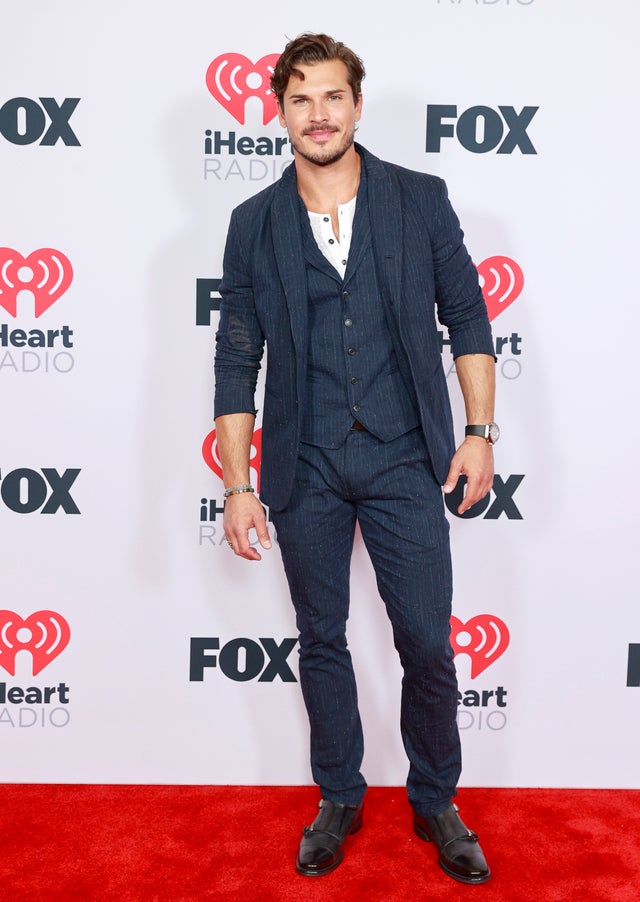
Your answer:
[2,1,638,787]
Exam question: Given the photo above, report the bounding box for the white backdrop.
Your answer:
[1,0,638,788]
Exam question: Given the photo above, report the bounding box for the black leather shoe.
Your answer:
[414,803,490,884]
[296,798,364,876]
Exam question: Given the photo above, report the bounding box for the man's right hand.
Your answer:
[223,492,272,561]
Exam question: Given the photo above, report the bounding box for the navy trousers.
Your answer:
[271,426,461,818]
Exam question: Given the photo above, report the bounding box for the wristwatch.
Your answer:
[465,423,500,445]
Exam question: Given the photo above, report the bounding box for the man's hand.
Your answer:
[443,437,494,515]
[224,492,272,561]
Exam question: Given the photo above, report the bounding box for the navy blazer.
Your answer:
[215,145,494,512]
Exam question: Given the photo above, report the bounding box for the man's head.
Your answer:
[270,33,365,107]
[272,34,365,168]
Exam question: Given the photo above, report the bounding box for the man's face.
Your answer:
[277,59,362,167]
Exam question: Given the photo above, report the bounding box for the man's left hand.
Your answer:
[443,438,494,515]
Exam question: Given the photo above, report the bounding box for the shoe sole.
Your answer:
[296,849,344,877]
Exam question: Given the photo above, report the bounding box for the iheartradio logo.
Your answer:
[202,427,262,493]
[0,247,73,318]
[450,614,510,678]
[205,53,280,125]
[0,610,71,676]
[477,255,524,322]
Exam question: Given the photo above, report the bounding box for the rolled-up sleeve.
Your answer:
[431,179,495,360]
[214,211,265,418]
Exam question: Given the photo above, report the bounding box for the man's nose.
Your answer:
[309,101,328,121]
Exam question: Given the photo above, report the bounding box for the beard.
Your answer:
[290,122,357,167]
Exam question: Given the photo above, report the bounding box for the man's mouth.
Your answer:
[304,127,338,141]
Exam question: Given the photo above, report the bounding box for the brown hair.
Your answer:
[270,33,366,106]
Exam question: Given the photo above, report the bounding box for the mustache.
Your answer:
[303,125,339,135]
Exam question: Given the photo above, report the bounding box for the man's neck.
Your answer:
[295,145,361,214]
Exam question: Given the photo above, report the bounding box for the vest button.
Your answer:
[342,290,350,299]
[353,404,361,412]
[348,348,356,356]
[350,377,358,384]
[344,318,353,327]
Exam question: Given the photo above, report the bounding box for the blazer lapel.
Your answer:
[361,148,417,399]
[364,148,403,318]
[270,166,309,367]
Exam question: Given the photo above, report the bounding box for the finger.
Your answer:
[250,503,271,552]
[443,462,461,495]
[458,478,492,514]
[256,524,272,550]
[234,531,263,562]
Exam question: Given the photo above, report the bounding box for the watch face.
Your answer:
[489,422,500,444]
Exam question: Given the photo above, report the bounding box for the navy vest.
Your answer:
[299,173,420,449]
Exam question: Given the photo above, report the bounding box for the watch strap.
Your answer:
[466,423,499,445]
[465,425,490,439]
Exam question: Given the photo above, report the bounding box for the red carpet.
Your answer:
[0,785,637,901]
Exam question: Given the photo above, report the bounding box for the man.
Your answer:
[214,33,497,885]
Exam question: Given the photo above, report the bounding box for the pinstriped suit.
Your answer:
[215,145,494,816]
[215,145,493,512]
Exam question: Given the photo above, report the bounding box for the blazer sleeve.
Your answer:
[214,209,265,418]
[430,179,495,360]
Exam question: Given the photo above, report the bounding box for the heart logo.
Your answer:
[450,614,510,678]
[206,53,280,125]
[202,427,262,493]
[0,247,73,318]
[476,255,524,322]
[0,610,71,676]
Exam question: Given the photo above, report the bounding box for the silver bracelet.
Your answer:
[223,484,255,498]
